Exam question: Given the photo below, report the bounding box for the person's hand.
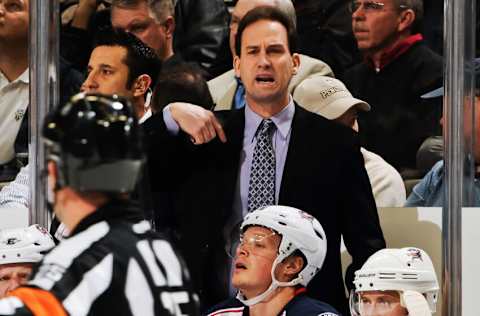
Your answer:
[169,102,227,145]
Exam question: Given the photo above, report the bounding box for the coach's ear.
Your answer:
[234,55,241,79]
[133,74,152,98]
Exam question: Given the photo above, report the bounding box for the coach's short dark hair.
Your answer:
[93,28,161,89]
[235,6,298,57]
[151,63,214,113]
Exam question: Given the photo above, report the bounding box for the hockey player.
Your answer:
[350,247,439,316]
[0,225,54,298]
[206,205,340,316]
[0,93,199,315]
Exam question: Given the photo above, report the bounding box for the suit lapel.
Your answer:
[214,109,245,219]
[279,105,312,203]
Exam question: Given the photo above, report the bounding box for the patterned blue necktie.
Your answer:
[247,119,276,212]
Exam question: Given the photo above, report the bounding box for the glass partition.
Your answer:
[28,0,59,228]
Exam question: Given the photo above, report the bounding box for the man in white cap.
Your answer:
[0,225,54,298]
[294,76,406,207]
[350,247,439,316]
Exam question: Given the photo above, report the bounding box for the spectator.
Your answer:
[81,28,161,121]
[0,0,30,181]
[173,0,231,78]
[294,0,362,80]
[144,6,385,313]
[110,0,178,65]
[0,225,54,298]
[0,94,199,315]
[151,63,214,113]
[350,247,439,316]
[0,0,82,183]
[206,206,340,316]
[0,29,160,236]
[344,0,443,173]
[63,0,229,78]
[294,76,406,207]
[406,58,480,206]
[209,0,334,111]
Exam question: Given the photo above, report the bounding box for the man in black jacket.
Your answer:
[61,0,229,78]
[344,0,443,174]
[144,6,385,314]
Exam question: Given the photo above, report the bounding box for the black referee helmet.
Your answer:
[43,92,144,193]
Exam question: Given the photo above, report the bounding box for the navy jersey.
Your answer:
[206,292,341,316]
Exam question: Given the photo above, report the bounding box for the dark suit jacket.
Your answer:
[143,104,385,314]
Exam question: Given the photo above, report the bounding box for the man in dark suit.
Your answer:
[144,6,385,314]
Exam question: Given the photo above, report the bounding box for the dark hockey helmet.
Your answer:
[43,92,144,193]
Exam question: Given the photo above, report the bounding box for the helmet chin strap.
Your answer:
[236,255,304,306]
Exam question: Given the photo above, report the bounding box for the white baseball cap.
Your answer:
[293,76,370,119]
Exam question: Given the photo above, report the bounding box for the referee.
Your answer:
[0,93,199,315]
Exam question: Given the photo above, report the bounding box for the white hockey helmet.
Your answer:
[236,205,327,306]
[0,225,55,265]
[351,247,439,314]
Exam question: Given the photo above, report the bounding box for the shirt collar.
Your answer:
[366,33,423,72]
[244,96,295,143]
[17,68,29,84]
[0,68,29,87]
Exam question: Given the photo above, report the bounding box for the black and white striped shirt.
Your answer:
[0,200,199,316]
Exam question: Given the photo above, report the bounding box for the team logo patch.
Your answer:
[35,224,50,236]
[318,313,338,316]
[407,248,423,262]
[14,109,25,122]
[299,210,314,222]
[6,237,19,245]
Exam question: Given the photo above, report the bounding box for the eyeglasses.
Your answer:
[349,1,408,13]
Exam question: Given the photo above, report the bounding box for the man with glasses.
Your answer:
[206,205,340,316]
[344,0,443,175]
[63,0,229,78]
[350,247,439,316]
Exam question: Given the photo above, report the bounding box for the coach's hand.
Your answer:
[169,102,227,144]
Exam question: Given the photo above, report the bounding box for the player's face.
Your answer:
[81,45,134,99]
[231,226,280,298]
[0,263,33,298]
[234,19,299,112]
[0,0,29,43]
[357,291,408,316]
[111,3,170,60]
